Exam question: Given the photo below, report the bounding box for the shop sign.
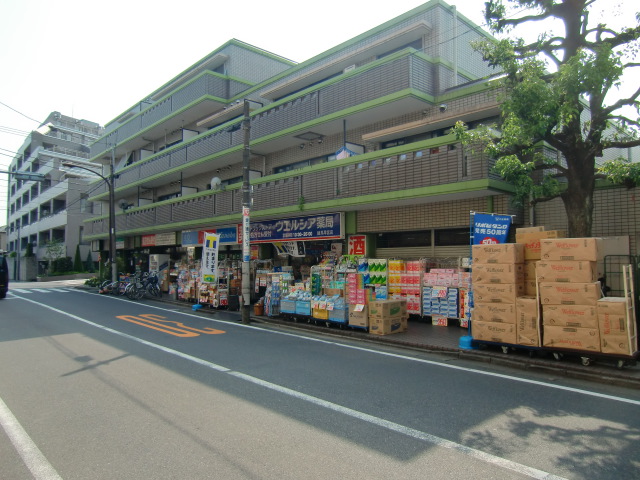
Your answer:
[249,213,343,243]
[181,230,200,246]
[141,234,156,247]
[217,226,239,244]
[155,232,176,246]
[348,235,367,256]
[116,238,126,250]
[201,233,220,283]
[273,241,306,257]
[472,213,512,244]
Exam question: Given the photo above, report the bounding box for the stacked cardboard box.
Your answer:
[471,243,525,344]
[515,227,566,295]
[539,238,603,352]
[368,299,408,335]
[597,297,638,355]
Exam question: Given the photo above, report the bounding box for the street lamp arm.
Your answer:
[62,161,117,283]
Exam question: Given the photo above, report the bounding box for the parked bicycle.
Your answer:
[99,273,128,295]
[125,272,162,300]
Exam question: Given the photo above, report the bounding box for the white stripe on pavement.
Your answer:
[13,295,569,480]
[0,396,63,480]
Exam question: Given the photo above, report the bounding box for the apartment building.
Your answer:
[83,0,640,273]
[6,112,103,279]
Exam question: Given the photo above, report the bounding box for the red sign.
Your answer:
[348,235,366,256]
[141,234,156,247]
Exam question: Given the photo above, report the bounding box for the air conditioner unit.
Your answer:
[343,64,356,73]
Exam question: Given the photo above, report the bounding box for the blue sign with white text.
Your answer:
[250,213,343,243]
[473,213,512,244]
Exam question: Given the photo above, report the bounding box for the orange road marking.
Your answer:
[116,314,226,337]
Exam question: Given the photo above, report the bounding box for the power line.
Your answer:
[0,101,42,124]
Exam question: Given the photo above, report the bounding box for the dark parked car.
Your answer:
[0,253,8,299]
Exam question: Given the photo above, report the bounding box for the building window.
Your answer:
[434,228,469,246]
[377,230,431,248]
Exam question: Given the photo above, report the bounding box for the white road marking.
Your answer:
[11,296,575,479]
[16,289,640,406]
[0,396,63,480]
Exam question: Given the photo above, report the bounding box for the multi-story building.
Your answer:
[84,0,639,278]
[6,112,103,279]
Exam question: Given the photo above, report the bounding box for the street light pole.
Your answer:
[62,161,117,283]
[108,145,117,284]
[241,99,251,324]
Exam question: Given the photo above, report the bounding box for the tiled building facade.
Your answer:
[82,0,640,266]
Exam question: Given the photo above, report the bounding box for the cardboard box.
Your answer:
[348,304,368,328]
[323,288,344,297]
[368,299,406,318]
[524,280,538,296]
[472,320,517,344]
[542,304,598,328]
[471,263,525,284]
[369,315,407,335]
[473,283,524,304]
[597,297,635,336]
[601,334,638,355]
[515,226,546,234]
[535,261,597,283]
[597,296,632,316]
[515,230,567,260]
[523,260,537,280]
[472,303,517,323]
[472,243,524,264]
[516,296,540,346]
[540,237,603,261]
[539,282,602,305]
[542,325,601,352]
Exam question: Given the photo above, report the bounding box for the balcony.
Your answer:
[84,135,507,239]
[90,71,251,160]
[90,51,451,203]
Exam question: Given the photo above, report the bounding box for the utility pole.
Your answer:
[241,100,251,324]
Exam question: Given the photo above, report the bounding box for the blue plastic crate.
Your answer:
[281,299,297,314]
[328,307,348,323]
[295,300,311,316]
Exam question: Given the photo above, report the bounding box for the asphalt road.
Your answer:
[1,285,639,479]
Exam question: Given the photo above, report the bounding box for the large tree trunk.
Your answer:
[561,153,596,238]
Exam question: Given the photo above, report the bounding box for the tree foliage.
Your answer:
[455,0,640,237]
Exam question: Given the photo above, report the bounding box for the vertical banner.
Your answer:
[242,207,250,262]
[472,213,512,244]
[201,233,220,283]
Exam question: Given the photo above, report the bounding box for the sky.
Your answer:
[1,0,637,226]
